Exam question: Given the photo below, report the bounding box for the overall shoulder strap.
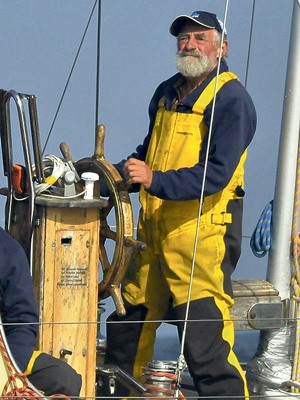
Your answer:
[192,71,238,115]
[158,96,166,109]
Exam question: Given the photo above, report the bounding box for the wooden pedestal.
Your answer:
[32,205,100,398]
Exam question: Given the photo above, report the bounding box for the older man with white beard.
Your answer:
[104,11,256,400]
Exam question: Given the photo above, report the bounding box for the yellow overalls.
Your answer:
[120,72,249,398]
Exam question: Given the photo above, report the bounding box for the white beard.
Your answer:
[175,50,217,78]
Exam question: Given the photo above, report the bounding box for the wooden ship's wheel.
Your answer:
[69,124,145,316]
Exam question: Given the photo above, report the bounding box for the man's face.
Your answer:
[175,22,224,78]
[177,22,220,57]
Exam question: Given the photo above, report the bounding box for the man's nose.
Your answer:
[185,36,197,50]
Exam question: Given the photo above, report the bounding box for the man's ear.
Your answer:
[218,40,228,58]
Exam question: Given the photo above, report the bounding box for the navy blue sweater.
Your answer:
[0,227,38,372]
[113,61,256,200]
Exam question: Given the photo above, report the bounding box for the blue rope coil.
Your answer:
[250,200,273,258]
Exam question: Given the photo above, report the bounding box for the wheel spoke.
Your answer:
[101,226,117,241]
[100,197,114,218]
[99,243,111,273]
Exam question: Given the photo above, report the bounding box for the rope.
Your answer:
[0,331,42,400]
[291,132,300,392]
[34,155,65,195]
[0,332,71,400]
[250,200,273,257]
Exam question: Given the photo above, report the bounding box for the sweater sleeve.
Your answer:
[0,228,38,372]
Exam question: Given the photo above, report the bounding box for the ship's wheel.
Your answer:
[61,125,145,316]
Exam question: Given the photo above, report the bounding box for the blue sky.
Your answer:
[0,1,295,342]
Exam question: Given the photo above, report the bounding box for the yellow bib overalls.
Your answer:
[118,72,249,398]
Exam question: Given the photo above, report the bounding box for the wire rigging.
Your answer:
[42,0,98,154]
[244,0,256,88]
[175,0,231,394]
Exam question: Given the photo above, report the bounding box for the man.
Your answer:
[0,226,82,398]
[105,11,256,399]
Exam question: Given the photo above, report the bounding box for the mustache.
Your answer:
[177,49,203,58]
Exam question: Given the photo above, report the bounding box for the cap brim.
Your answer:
[169,15,214,36]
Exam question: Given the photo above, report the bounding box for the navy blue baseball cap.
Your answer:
[169,11,226,37]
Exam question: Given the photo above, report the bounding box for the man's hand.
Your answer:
[124,158,153,189]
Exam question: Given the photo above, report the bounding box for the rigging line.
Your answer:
[42,0,98,154]
[175,0,231,387]
[1,314,293,326]
[95,0,102,132]
[244,0,256,88]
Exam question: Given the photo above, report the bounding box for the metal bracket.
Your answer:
[247,302,283,329]
[96,365,146,395]
[109,376,116,395]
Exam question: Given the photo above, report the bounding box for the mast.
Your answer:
[246,4,300,398]
[266,0,300,300]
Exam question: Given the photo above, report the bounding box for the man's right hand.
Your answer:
[124,158,153,189]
